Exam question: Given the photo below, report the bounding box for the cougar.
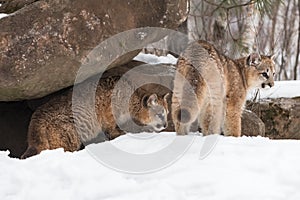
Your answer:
[22,76,169,159]
[172,40,275,137]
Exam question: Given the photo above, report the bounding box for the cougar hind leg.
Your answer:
[199,102,223,135]
[174,106,199,135]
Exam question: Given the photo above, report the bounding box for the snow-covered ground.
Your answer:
[1,53,300,200]
[1,135,300,200]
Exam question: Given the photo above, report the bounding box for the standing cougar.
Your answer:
[22,76,169,159]
[172,40,275,137]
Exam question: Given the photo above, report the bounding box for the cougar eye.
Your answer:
[261,72,269,78]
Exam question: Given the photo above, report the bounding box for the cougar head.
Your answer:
[246,53,276,89]
[142,93,169,132]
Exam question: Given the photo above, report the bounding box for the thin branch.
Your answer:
[226,9,238,41]
[210,0,228,14]
[293,0,300,80]
[203,0,256,12]
[226,0,256,10]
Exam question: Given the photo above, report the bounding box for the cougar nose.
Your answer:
[156,122,167,130]
[268,82,274,87]
[163,122,167,128]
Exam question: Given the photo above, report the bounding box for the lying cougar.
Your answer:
[22,76,169,158]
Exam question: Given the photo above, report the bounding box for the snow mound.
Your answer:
[1,133,300,199]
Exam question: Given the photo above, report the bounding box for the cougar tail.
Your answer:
[21,146,38,159]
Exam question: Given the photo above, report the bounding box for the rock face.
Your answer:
[247,97,300,139]
[0,0,188,101]
[241,110,265,137]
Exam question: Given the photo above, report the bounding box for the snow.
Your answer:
[1,53,299,199]
[0,13,8,19]
[250,80,300,99]
[134,53,177,65]
[1,134,300,200]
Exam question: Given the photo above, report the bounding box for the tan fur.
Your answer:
[172,40,275,137]
[22,76,169,159]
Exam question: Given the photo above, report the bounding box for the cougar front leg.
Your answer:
[224,104,242,137]
[109,127,125,140]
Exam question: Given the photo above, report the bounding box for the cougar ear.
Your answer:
[163,93,170,102]
[146,94,158,107]
[247,53,261,67]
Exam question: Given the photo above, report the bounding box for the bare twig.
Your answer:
[293,0,300,80]
[203,0,256,12]
[226,9,238,42]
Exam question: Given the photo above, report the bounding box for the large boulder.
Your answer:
[0,0,188,101]
[247,97,300,139]
[241,109,265,137]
